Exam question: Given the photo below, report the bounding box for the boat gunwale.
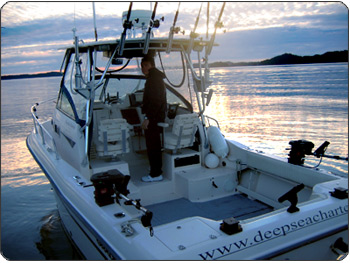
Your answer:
[26,133,125,260]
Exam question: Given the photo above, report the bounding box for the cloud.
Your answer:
[212,26,348,62]
[1,2,348,75]
[221,2,348,32]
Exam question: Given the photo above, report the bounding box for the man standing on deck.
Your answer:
[141,55,167,182]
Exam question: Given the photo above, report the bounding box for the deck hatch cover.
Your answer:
[154,219,221,251]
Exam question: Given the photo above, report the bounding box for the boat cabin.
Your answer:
[52,38,228,204]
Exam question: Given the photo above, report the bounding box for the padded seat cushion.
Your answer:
[163,113,199,151]
[96,118,130,157]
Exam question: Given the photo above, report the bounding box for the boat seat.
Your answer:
[95,118,130,158]
[162,113,199,152]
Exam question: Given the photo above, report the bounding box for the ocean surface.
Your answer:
[1,63,348,260]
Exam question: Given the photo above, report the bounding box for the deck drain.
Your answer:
[178,245,186,250]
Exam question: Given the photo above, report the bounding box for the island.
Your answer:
[208,50,348,68]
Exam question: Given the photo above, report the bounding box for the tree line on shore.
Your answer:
[207,50,348,68]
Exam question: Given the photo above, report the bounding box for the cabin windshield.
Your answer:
[60,47,198,123]
[94,50,195,112]
[156,51,197,111]
[94,76,145,103]
[60,51,90,122]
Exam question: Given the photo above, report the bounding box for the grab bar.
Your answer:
[204,115,221,130]
[31,102,59,160]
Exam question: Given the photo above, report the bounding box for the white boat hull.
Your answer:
[26,27,348,260]
[27,130,348,260]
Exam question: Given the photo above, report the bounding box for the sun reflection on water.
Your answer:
[206,65,348,176]
[1,137,48,187]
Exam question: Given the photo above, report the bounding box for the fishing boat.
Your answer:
[27,3,348,260]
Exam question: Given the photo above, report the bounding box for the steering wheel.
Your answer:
[106,92,120,104]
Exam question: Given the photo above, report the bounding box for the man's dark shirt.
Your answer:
[142,67,167,121]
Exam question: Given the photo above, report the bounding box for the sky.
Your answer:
[1,1,348,75]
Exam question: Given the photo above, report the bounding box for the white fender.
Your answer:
[205,153,220,168]
[207,126,229,158]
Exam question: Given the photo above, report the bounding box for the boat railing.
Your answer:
[31,100,59,160]
[204,115,221,130]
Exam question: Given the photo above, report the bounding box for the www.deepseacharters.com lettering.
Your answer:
[199,205,348,260]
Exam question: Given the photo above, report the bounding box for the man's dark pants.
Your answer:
[144,120,163,177]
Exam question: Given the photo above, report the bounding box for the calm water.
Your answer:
[1,63,348,260]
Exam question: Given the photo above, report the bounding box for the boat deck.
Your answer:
[146,194,273,227]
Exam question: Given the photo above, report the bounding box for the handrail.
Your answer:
[204,115,220,130]
[31,100,59,160]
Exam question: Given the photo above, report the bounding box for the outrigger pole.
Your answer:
[143,2,158,54]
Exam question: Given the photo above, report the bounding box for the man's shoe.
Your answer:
[141,175,163,182]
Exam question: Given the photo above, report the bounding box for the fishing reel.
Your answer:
[150,16,164,29]
[287,140,348,165]
[171,26,185,35]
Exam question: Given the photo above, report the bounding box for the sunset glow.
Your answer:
[1,1,348,75]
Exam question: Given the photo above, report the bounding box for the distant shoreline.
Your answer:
[207,50,348,68]
[2,50,347,80]
[1,71,63,80]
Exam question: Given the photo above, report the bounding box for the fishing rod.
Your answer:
[166,2,183,53]
[206,2,225,56]
[119,2,133,56]
[143,2,158,54]
[202,2,226,100]
[187,3,202,54]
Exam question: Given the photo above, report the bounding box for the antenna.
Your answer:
[92,2,98,41]
[72,3,77,42]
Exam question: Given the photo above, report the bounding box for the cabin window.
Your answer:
[57,88,75,119]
